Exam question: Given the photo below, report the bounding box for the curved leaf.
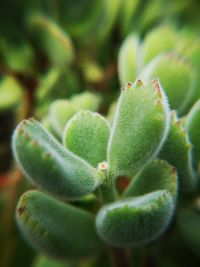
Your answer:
[28,14,74,66]
[16,190,101,259]
[123,159,177,201]
[12,119,101,199]
[96,190,174,247]
[159,111,196,191]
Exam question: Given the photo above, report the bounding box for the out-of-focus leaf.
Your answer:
[0,77,23,112]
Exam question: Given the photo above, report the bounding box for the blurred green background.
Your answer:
[1,1,200,266]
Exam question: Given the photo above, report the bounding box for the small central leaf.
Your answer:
[63,110,110,167]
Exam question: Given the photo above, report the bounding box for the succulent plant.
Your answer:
[1,1,200,266]
[12,78,192,266]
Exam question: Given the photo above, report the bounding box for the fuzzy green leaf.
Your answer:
[96,190,174,247]
[159,111,196,191]
[16,190,101,259]
[41,116,58,139]
[123,159,177,201]
[12,119,101,199]
[48,92,101,136]
[107,79,170,177]
[107,101,117,125]
[186,100,200,172]
[141,53,196,115]
[63,110,110,167]
[118,34,141,85]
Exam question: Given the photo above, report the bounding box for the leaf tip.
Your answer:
[151,79,162,99]
[127,82,133,89]
[18,206,26,216]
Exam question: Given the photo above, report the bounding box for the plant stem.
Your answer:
[98,177,129,266]
[98,180,118,204]
[110,246,129,267]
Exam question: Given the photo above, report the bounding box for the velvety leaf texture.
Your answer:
[96,190,174,247]
[123,159,177,201]
[41,116,58,138]
[107,79,170,177]
[63,110,110,167]
[16,190,101,259]
[12,118,101,199]
[159,111,196,191]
